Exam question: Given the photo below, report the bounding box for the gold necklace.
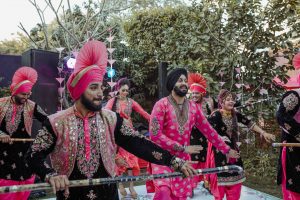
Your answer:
[221,109,232,117]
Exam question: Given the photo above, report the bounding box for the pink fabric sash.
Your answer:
[83,117,91,161]
[11,104,17,124]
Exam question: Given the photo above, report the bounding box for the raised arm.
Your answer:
[236,112,275,143]
[132,100,150,121]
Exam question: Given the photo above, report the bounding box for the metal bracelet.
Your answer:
[183,145,187,153]
[170,157,186,171]
[0,131,7,136]
[45,172,58,182]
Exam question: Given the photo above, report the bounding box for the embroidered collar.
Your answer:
[168,95,189,133]
[73,105,96,119]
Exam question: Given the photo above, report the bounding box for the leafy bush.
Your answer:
[240,118,280,179]
[0,82,10,98]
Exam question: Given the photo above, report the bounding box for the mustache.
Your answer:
[93,98,102,101]
[180,85,188,89]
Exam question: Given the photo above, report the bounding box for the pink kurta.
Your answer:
[105,97,150,175]
[147,96,230,199]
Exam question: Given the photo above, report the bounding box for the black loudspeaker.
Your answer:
[22,49,59,137]
[0,55,22,87]
[158,62,168,99]
[22,49,59,114]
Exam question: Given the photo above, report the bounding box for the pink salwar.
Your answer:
[205,142,218,196]
[281,147,300,200]
[153,186,187,200]
[0,176,35,200]
[191,161,206,189]
[214,183,242,200]
[206,142,242,200]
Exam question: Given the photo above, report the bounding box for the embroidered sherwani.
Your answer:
[0,97,48,181]
[147,96,230,199]
[105,97,150,175]
[0,97,48,200]
[26,107,175,200]
[276,89,300,199]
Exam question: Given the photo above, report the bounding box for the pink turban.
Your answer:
[10,67,38,96]
[67,40,108,100]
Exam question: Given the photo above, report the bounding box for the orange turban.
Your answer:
[188,73,207,94]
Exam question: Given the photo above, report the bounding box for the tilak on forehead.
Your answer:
[67,40,108,100]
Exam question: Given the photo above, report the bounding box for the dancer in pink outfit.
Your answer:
[105,77,150,198]
[147,68,240,200]
[0,67,48,200]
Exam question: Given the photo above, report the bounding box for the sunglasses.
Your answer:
[121,89,129,92]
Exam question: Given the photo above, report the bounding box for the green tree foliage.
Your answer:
[0,33,31,55]
[0,77,10,97]
[2,0,299,111]
[123,0,299,115]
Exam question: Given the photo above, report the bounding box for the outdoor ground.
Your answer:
[29,168,282,199]
[244,174,281,198]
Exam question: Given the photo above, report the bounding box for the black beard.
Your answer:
[80,94,102,112]
[14,96,26,105]
[174,86,188,97]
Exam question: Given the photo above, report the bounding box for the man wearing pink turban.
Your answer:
[26,40,196,200]
[0,67,48,200]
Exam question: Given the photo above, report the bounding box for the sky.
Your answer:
[0,0,85,41]
[0,0,269,41]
